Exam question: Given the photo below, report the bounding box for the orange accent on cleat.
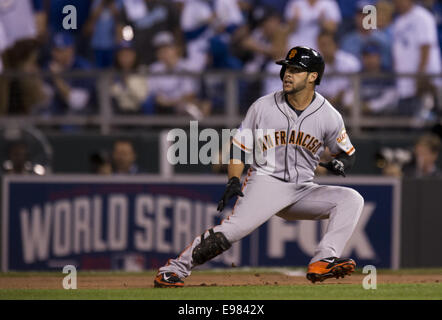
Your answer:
[306,257,356,283]
[154,272,184,288]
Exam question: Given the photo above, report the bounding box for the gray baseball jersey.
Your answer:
[232,91,355,183]
[159,90,364,280]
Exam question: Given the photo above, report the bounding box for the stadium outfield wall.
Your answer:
[1,175,404,272]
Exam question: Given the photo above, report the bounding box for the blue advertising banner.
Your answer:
[1,175,400,271]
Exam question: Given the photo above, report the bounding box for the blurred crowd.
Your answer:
[89,139,141,174]
[0,0,441,120]
[3,129,440,177]
[1,137,141,175]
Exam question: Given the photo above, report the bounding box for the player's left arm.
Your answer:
[319,152,355,177]
[320,114,356,177]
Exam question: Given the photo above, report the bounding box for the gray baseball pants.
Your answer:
[159,171,364,279]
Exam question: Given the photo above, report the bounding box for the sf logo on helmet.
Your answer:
[288,49,297,59]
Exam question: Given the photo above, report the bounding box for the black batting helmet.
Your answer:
[276,46,325,85]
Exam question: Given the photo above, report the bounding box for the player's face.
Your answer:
[283,66,309,94]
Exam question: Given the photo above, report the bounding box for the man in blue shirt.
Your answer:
[47,32,96,115]
[359,43,398,114]
[83,0,123,68]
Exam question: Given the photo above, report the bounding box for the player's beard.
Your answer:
[283,74,308,95]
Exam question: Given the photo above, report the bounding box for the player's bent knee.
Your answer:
[192,228,232,266]
[337,188,364,210]
[348,189,364,210]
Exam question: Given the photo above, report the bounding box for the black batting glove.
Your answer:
[319,159,346,177]
[217,177,244,212]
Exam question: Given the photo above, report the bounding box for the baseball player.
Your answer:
[154,46,364,287]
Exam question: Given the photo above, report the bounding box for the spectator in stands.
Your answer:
[316,31,361,113]
[341,1,392,70]
[419,0,442,51]
[374,0,395,67]
[180,0,246,71]
[376,0,395,32]
[180,0,214,71]
[47,33,96,115]
[90,150,113,174]
[2,142,33,174]
[284,0,341,50]
[0,0,43,71]
[1,141,48,175]
[83,0,123,68]
[402,133,442,177]
[32,0,48,42]
[0,39,49,115]
[260,15,289,95]
[392,0,441,117]
[117,0,182,66]
[228,7,286,100]
[147,32,211,119]
[198,1,249,111]
[111,139,140,174]
[241,8,287,73]
[0,0,37,49]
[213,0,245,34]
[360,43,398,115]
[208,0,245,70]
[336,0,360,35]
[110,40,149,114]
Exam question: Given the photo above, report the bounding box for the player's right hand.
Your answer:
[217,177,244,212]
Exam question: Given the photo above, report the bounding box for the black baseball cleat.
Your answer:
[306,257,356,283]
[154,272,184,288]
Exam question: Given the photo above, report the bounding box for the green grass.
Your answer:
[1,269,441,300]
[0,283,441,300]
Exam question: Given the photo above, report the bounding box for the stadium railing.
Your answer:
[0,70,440,134]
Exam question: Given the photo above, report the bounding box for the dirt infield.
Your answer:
[1,272,441,289]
